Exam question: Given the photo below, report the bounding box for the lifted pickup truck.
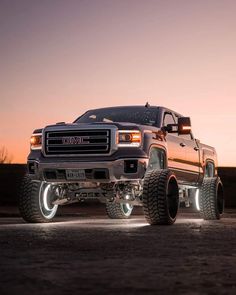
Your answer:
[19,105,224,224]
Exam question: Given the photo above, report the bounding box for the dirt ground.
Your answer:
[0,207,236,295]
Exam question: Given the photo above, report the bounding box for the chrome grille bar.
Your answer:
[45,129,110,155]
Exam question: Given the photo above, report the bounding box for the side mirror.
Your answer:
[178,117,191,135]
[164,124,178,133]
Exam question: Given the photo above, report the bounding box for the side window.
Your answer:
[163,112,176,127]
[174,113,193,140]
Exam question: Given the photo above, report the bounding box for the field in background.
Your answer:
[0,164,235,207]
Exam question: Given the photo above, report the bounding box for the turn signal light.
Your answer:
[182,126,191,131]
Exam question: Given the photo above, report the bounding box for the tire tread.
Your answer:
[106,203,132,219]
[19,176,53,223]
[142,169,178,225]
[200,177,223,220]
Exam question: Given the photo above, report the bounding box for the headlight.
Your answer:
[117,130,141,147]
[30,133,42,150]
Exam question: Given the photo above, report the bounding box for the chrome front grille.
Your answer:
[44,129,111,155]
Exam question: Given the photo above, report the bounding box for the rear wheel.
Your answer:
[106,203,133,219]
[142,169,179,225]
[199,176,224,220]
[19,176,58,223]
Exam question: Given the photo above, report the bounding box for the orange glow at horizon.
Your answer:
[1,0,236,166]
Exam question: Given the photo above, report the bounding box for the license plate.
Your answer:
[66,169,86,180]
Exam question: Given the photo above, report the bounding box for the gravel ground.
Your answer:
[0,207,236,295]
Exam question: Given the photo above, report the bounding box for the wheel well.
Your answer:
[147,146,167,171]
[205,161,215,177]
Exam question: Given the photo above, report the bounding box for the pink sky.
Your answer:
[0,0,236,166]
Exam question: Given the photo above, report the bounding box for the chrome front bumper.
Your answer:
[28,158,148,183]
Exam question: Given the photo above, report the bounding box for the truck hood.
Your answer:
[44,121,158,131]
[33,122,160,134]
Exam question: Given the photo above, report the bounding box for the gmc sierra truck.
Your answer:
[19,105,224,224]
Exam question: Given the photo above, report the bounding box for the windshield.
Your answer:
[75,107,159,126]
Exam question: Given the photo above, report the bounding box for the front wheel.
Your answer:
[19,176,58,223]
[142,169,179,225]
[106,203,133,219]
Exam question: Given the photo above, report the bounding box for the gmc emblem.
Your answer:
[62,136,89,145]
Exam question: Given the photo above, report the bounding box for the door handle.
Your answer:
[194,147,199,151]
[180,142,186,147]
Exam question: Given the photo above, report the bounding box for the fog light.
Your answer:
[124,160,138,173]
[28,162,36,174]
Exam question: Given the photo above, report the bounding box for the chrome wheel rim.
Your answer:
[121,203,133,216]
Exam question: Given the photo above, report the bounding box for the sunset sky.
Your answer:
[0,0,236,166]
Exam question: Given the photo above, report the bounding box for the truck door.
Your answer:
[177,133,200,183]
[174,113,200,183]
[163,112,188,182]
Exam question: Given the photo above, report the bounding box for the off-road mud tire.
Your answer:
[105,203,133,219]
[199,177,224,220]
[142,169,179,225]
[19,175,58,223]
